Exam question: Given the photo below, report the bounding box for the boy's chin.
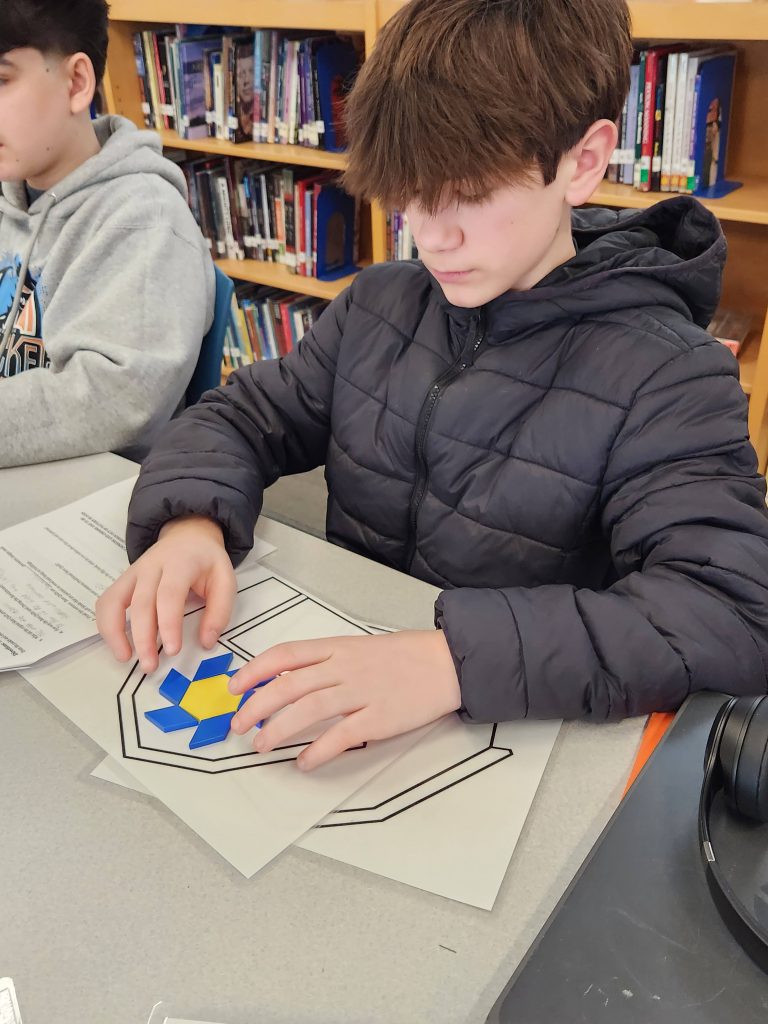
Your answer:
[437,278,502,309]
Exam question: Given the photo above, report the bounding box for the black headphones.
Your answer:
[699,695,768,972]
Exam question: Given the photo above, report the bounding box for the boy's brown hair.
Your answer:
[343,0,633,213]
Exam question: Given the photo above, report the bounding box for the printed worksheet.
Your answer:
[0,477,273,672]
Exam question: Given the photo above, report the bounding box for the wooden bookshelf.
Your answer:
[105,0,768,467]
[592,177,768,226]
[214,258,362,301]
[108,0,367,32]
[158,129,349,171]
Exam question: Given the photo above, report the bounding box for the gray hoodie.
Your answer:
[0,115,215,466]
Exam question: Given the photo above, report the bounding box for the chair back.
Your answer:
[186,265,235,405]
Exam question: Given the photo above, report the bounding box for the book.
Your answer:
[315,183,358,279]
[234,38,255,143]
[315,39,359,151]
[132,33,154,127]
[660,52,679,191]
[633,50,647,189]
[691,52,737,194]
[650,55,668,192]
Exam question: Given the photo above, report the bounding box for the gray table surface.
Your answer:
[0,454,644,1024]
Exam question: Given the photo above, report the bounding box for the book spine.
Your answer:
[639,48,658,192]
[283,169,296,272]
[132,33,153,127]
[634,50,647,190]
[256,30,264,142]
[686,71,703,194]
[268,33,279,144]
[679,56,700,195]
[215,174,239,260]
[670,52,689,192]
[660,53,678,192]
[142,31,162,131]
[650,59,667,192]
[296,181,306,276]
[151,32,168,129]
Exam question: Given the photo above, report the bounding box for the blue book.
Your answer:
[179,38,220,139]
[622,64,640,184]
[315,40,358,151]
[691,53,738,197]
[315,185,358,280]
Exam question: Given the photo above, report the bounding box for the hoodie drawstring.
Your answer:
[0,191,57,364]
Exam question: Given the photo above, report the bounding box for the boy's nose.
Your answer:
[412,217,463,255]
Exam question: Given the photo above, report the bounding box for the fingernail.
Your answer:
[297,754,310,772]
[230,716,241,733]
[203,630,218,648]
[253,735,265,752]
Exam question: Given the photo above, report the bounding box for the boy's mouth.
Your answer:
[430,268,473,283]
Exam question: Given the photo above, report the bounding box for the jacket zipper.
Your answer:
[405,314,486,572]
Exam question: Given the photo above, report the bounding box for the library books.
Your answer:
[132,27,360,152]
[170,154,359,281]
[387,211,419,262]
[223,286,328,369]
[608,46,739,198]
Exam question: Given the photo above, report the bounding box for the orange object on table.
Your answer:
[623,711,675,796]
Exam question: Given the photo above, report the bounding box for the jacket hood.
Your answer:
[0,115,187,219]
[435,196,725,339]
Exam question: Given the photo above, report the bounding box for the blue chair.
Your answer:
[185,265,235,406]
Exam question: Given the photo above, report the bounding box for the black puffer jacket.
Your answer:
[128,197,768,722]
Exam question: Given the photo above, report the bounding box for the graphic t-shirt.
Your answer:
[0,256,47,380]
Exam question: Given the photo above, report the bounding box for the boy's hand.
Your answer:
[96,516,236,674]
[228,630,462,770]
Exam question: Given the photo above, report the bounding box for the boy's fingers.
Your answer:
[297,711,369,772]
[253,687,355,753]
[230,663,336,733]
[156,573,192,657]
[95,573,136,662]
[228,638,334,695]
[129,567,163,673]
[199,561,237,648]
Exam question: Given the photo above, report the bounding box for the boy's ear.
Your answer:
[563,120,619,208]
[64,52,97,115]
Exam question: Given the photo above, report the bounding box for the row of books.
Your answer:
[170,153,359,279]
[133,26,358,151]
[607,46,737,197]
[224,284,328,369]
[386,211,419,262]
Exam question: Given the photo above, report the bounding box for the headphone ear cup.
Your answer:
[733,697,768,823]
[717,697,763,817]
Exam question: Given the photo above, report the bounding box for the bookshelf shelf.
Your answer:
[214,258,363,300]
[629,2,768,41]
[591,177,768,226]
[159,129,348,171]
[108,0,367,32]
[376,0,768,40]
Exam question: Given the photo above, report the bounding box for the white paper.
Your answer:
[0,478,136,670]
[0,477,275,672]
[23,565,433,878]
[94,712,561,908]
[299,717,561,909]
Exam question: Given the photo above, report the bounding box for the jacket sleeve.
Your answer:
[435,340,768,722]
[126,286,352,565]
[0,207,214,469]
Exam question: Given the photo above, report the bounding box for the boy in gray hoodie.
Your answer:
[0,0,215,466]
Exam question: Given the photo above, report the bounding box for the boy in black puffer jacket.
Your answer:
[97,0,768,771]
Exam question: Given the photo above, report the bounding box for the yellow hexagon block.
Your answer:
[180,674,241,721]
